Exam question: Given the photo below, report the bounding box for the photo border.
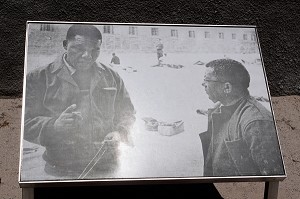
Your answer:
[19,21,286,188]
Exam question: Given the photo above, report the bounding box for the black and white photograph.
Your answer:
[19,22,285,185]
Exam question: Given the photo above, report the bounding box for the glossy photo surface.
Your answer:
[19,22,285,187]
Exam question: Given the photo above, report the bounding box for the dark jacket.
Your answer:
[24,55,135,173]
[111,56,120,64]
[199,95,284,176]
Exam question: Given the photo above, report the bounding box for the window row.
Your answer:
[102,26,256,41]
[205,32,255,40]
[38,24,255,41]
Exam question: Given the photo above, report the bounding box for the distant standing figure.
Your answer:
[111,53,120,65]
[156,39,164,62]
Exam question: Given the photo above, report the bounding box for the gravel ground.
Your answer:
[0,96,299,199]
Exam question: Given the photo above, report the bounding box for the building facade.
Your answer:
[28,23,258,55]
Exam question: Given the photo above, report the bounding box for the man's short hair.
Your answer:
[66,24,102,41]
[206,59,250,89]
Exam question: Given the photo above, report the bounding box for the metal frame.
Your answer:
[19,21,286,192]
[22,182,280,199]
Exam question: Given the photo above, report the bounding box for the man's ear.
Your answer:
[63,40,68,50]
[224,82,232,94]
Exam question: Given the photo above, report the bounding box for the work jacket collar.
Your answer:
[50,54,107,89]
[210,94,251,117]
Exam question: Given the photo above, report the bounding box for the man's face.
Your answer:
[202,67,225,103]
[64,35,101,71]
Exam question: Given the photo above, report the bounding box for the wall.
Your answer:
[0,0,299,96]
[28,24,257,54]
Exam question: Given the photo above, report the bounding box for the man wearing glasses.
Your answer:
[200,59,284,177]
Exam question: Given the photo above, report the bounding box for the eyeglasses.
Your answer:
[202,79,229,87]
[203,79,225,83]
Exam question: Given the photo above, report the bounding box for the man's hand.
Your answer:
[53,104,83,133]
[102,131,122,160]
[103,131,122,147]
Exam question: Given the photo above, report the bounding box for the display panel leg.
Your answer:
[264,181,279,199]
[22,188,34,199]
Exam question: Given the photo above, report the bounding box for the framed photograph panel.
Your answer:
[19,21,286,187]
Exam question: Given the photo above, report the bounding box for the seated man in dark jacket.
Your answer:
[200,59,284,176]
[111,53,120,65]
[24,24,135,179]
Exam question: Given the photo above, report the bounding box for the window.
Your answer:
[40,24,53,31]
[219,32,224,39]
[129,26,138,36]
[151,28,159,36]
[104,25,113,34]
[251,34,256,41]
[171,29,178,37]
[243,34,248,40]
[189,30,195,38]
[232,33,236,39]
[204,31,210,38]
